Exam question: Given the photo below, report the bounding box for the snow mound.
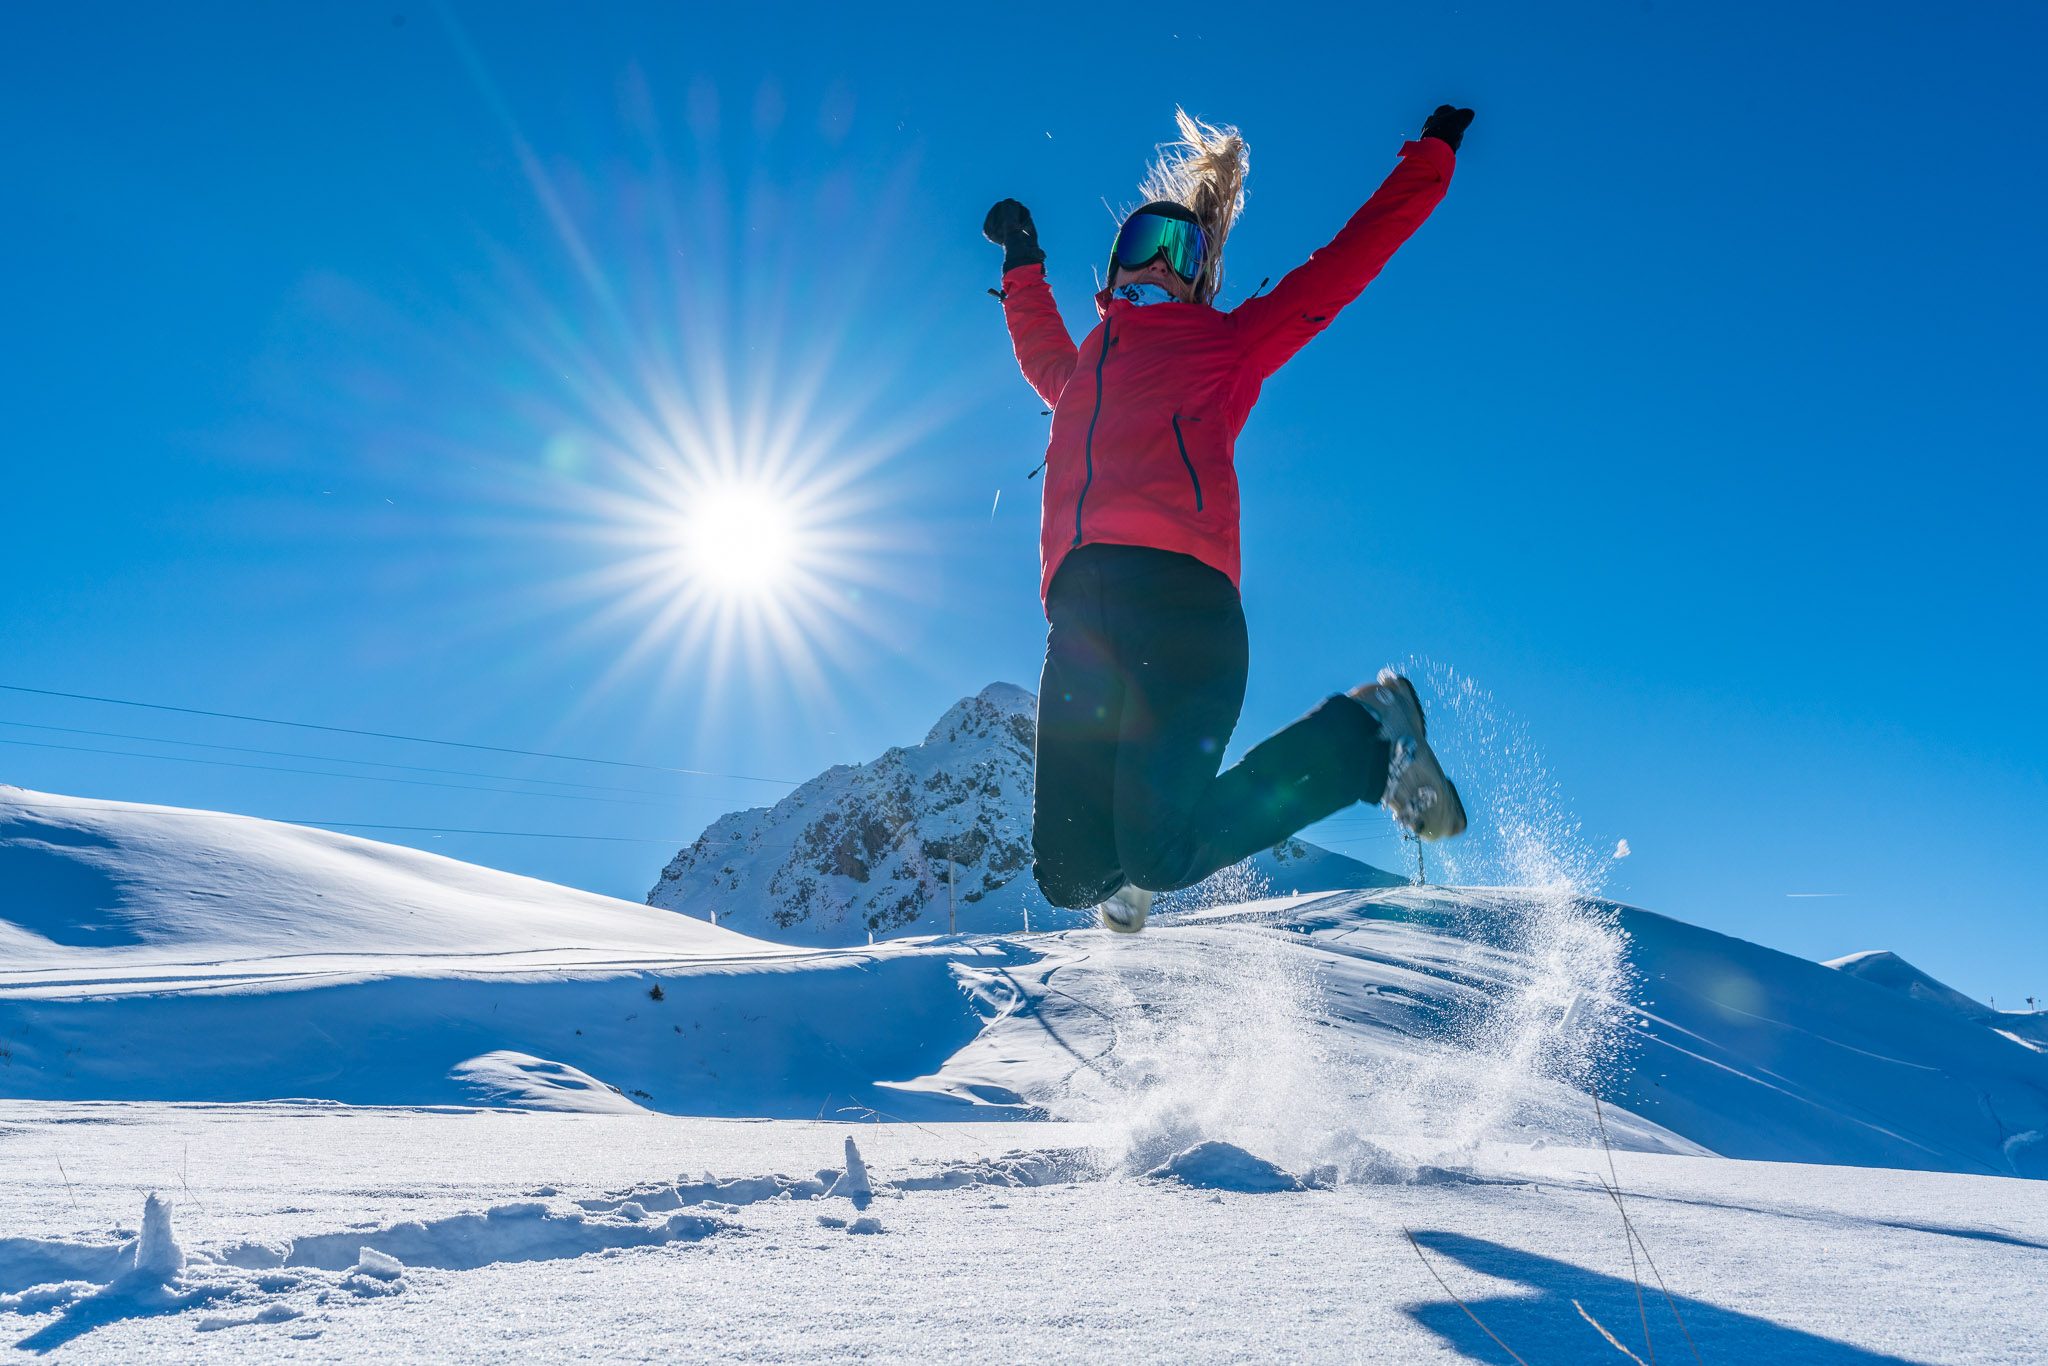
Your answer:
[351,1248,404,1281]
[0,787,1028,1120]
[824,1137,873,1209]
[0,786,780,976]
[211,1202,725,1273]
[449,1052,647,1114]
[0,1177,734,1349]
[1145,1141,1303,1193]
[131,1194,184,1280]
[1827,949,2048,1051]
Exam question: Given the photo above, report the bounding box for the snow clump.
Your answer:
[1145,1142,1303,1193]
[132,1194,185,1279]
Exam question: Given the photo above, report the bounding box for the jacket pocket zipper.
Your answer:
[1171,414,1204,512]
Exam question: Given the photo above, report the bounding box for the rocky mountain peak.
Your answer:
[646,683,1399,945]
[922,681,1036,749]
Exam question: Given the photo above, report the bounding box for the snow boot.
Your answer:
[1349,669,1467,841]
[1099,884,1153,934]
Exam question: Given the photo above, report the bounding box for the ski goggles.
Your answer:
[1111,211,1207,283]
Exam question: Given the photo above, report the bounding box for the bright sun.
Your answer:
[682,483,798,596]
[467,122,928,715]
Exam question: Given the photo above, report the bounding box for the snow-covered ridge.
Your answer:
[1827,948,2048,1051]
[644,681,1401,944]
[4,784,2046,1179]
[0,784,1004,1115]
[0,785,781,978]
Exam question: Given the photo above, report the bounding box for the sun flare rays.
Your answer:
[418,70,972,741]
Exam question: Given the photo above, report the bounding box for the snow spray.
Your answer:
[1401,661,1639,1156]
[1066,863,1419,1181]
[1080,903,1371,1178]
[1067,664,1637,1181]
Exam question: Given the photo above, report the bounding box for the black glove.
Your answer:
[1420,105,1475,153]
[982,198,1046,272]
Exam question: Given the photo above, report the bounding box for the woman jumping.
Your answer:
[983,104,1475,933]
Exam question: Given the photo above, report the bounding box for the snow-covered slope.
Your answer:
[7,783,2047,1181]
[1552,897,2048,1174]
[5,1105,2042,1363]
[0,786,775,974]
[1827,948,2048,1051]
[0,786,1003,1118]
[644,682,1402,944]
[900,890,2048,1179]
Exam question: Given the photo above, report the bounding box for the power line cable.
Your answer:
[0,688,1409,855]
[2,799,680,844]
[0,683,799,787]
[0,718,716,801]
[3,795,1383,862]
[0,736,683,809]
[4,800,1001,856]
[299,822,673,843]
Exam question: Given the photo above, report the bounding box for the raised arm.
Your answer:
[984,199,1080,406]
[1229,108,1472,379]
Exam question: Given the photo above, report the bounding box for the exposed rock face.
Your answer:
[646,682,1400,945]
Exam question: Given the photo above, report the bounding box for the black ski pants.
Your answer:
[1031,543,1391,909]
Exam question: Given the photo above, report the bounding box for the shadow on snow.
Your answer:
[1405,1230,1925,1365]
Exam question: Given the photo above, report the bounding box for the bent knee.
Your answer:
[1114,844,1204,896]
[1031,859,1120,911]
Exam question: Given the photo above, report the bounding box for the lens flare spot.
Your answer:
[543,432,588,479]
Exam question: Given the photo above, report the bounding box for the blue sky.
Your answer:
[3,3,2042,1003]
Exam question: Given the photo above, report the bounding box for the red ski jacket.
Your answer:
[1000,137,1456,608]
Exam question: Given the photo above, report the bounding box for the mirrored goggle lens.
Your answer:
[1113,213,1205,281]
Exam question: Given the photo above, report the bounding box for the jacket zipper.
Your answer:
[1072,325,1114,548]
[1171,414,1204,512]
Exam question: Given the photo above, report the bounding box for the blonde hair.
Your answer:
[1133,107,1249,304]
